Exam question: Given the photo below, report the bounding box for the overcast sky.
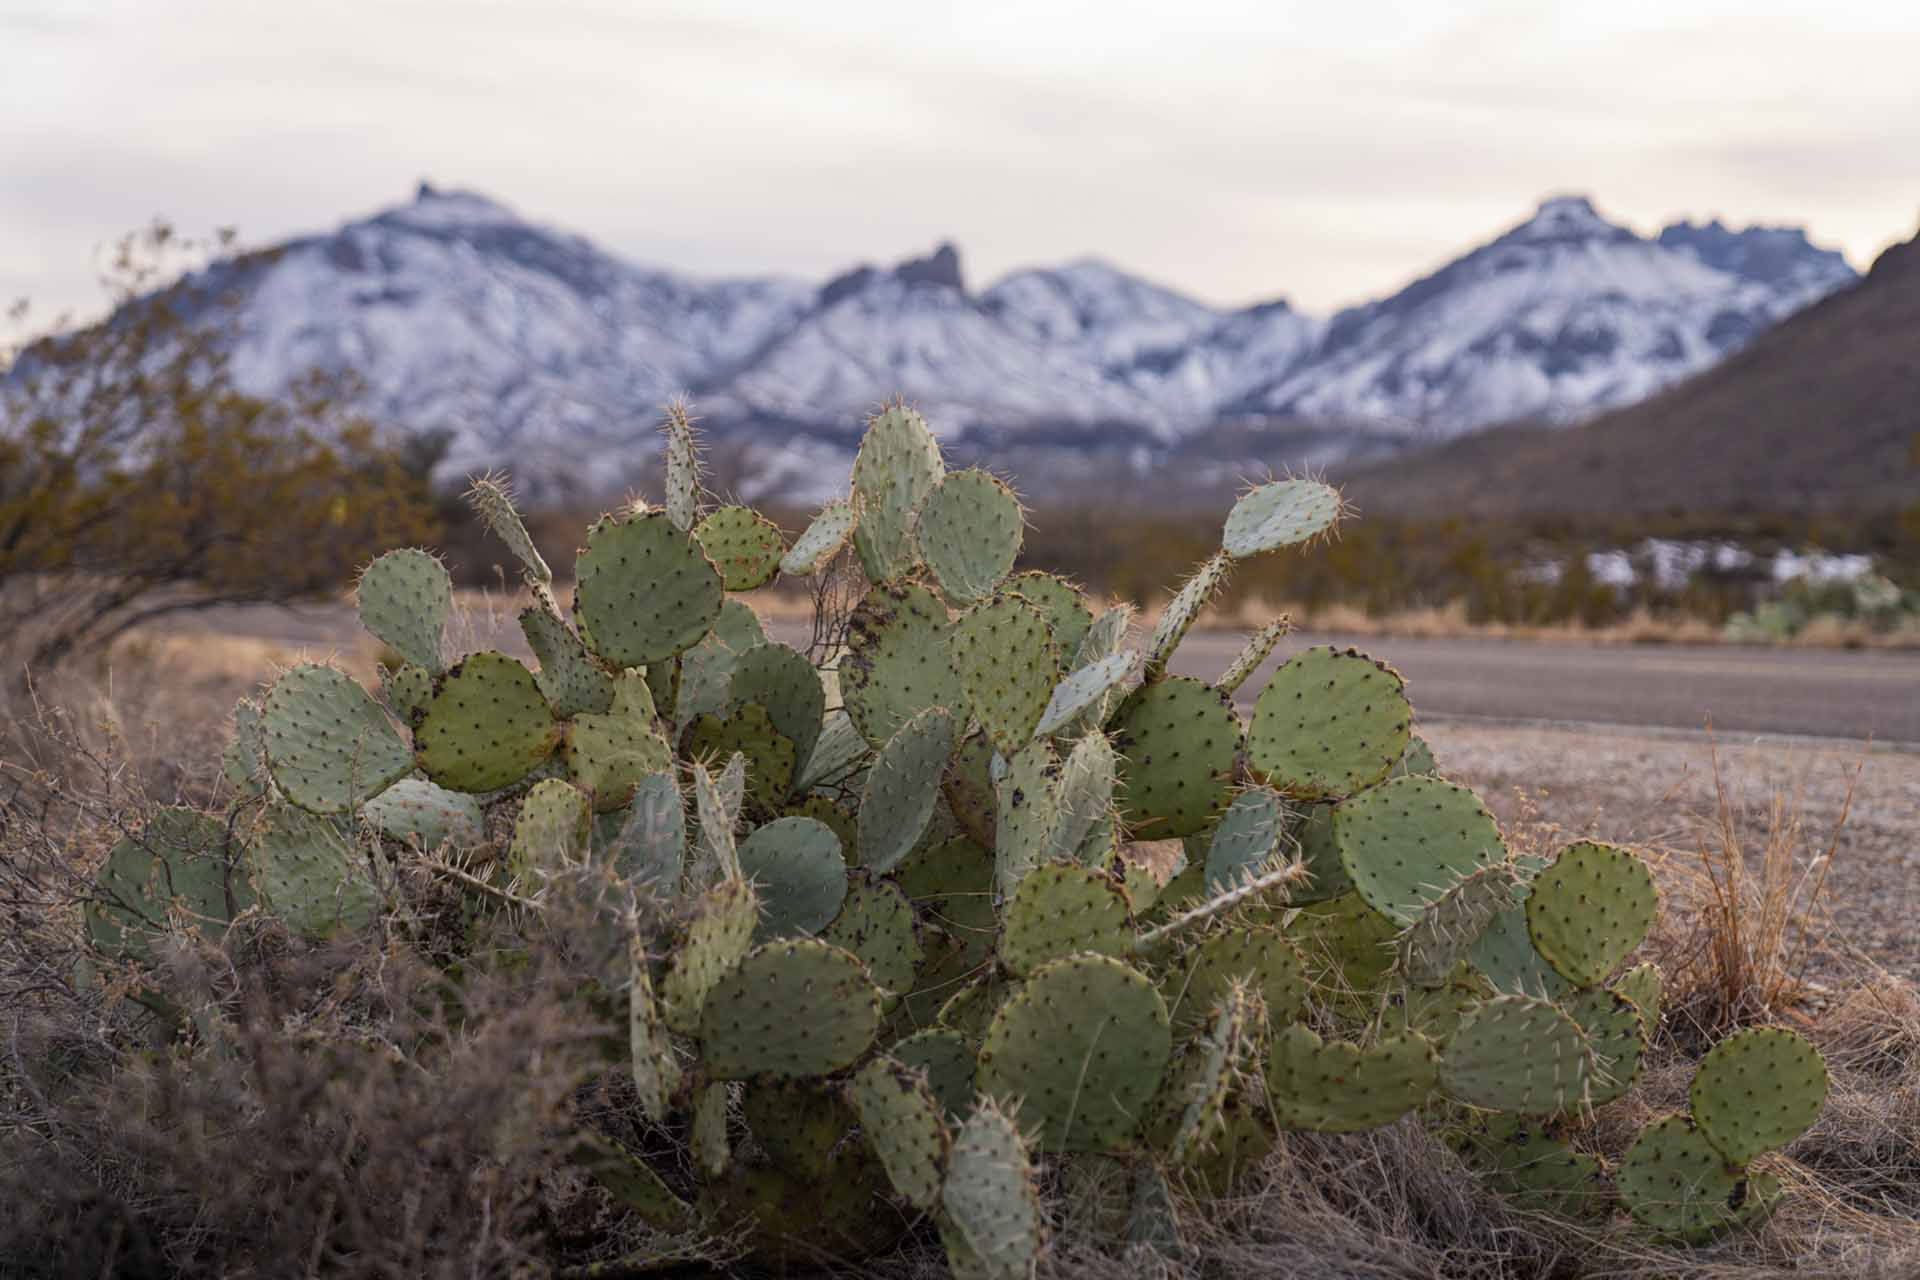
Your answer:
[6,0,1919,323]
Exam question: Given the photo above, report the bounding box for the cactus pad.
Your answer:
[1565,987,1647,1107]
[610,770,685,893]
[1034,652,1140,739]
[857,707,957,873]
[87,808,251,959]
[1287,802,1353,902]
[1265,1024,1438,1132]
[1009,570,1094,660]
[851,403,944,583]
[564,671,671,810]
[359,778,484,852]
[574,511,725,666]
[627,943,675,1122]
[823,878,924,1000]
[260,664,414,814]
[379,663,433,727]
[1048,730,1117,863]
[851,1057,951,1210]
[1441,995,1595,1115]
[1334,775,1507,926]
[942,729,1000,850]
[916,468,1024,605]
[507,779,592,876]
[892,1028,977,1120]
[728,643,825,780]
[1216,618,1290,696]
[841,582,963,747]
[1110,676,1241,839]
[465,473,551,583]
[1163,925,1307,1032]
[1690,1026,1828,1163]
[699,939,882,1078]
[1618,1115,1759,1241]
[999,862,1131,976]
[694,504,786,591]
[1454,1115,1607,1217]
[1615,962,1664,1036]
[574,1135,694,1230]
[951,593,1060,754]
[1248,646,1411,801]
[978,953,1171,1151]
[1144,551,1230,676]
[515,604,612,717]
[248,802,379,939]
[1397,862,1520,987]
[1221,478,1344,557]
[684,702,796,814]
[1525,841,1658,988]
[1392,733,1440,778]
[994,740,1060,899]
[737,816,848,939]
[1203,786,1288,894]
[779,498,858,575]
[943,1098,1045,1280]
[661,878,759,1033]
[742,1080,853,1178]
[414,652,561,793]
[1286,891,1399,1005]
[1156,984,1255,1166]
[355,548,451,674]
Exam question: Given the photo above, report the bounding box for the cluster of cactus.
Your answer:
[84,402,1830,1271]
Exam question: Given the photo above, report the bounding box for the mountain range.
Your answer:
[122,184,1863,498]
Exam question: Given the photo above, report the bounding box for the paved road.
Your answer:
[167,603,1919,746]
[1168,630,1920,746]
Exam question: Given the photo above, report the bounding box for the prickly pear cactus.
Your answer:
[151,398,1825,1271]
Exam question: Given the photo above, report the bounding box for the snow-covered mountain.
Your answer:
[1222,196,1858,437]
[119,185,1856,496]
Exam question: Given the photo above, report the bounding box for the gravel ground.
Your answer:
[1424,718,1920,987]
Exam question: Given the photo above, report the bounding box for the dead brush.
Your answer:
[1662,738,1857,1047]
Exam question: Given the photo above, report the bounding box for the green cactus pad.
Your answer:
[359,778,485,852]
[661,878,759,1033]
[379,663,434,729]
[699,939,882,1079]
[951,593,1061,754]
[1247,646,1411,801]
[1203,786,1288,894]
[1397,862,1520,987]
[851,403,944,583]
[1048,731,1117,863]
[1158,985,1254,1166]
[1392,733,1440,778]
[1286,891,1399,1004]
[1265,1024,1438,1132]
[1615,961,1664,1036]
[1185,1093,1280,1197]
[563,671,671,811]
[689,757,745,886]
[1287,802,1352,902]
[260,664,414,814]
[695,504,786,591]
[1565,987,1647,1107]
[574,511,725,666]
[994,740,1060,899]
[355,548,451,674]
[414,652,561,793]
[999,862,1131,976]
[610,771,686,893]
[465,473,551,584]
[850,1057,952,1210]
[1470,870,1573,1001]
[785,793,857,858]
[684,702,796,815]
[1221,478,1344,557]
[892,1028,977,1121]
[1008,570,1093,660]
[1525,841,1658,988]
[943,1102,1044,1280]
[795,708,867,792]
[1334,775,1507,926]
[1216,618,1289,695]
[942,729,999,849]
[857,707,957,873]
[660,401,701,529]
[87,808,252,960]
[823,878,924,1001]
[1454,1115,1608,1217]
[742,1080,854,1179]
[507,779,592,877]
[1163,925,1307,1032]
[248,802,380,939]
[1691,1026,1828,1163]
[1441,994,1595,1115]
[517,604,614,717]
[978,953,1172,1152]
[779,498,858,576]
[737,816,848,940]
[672,633,744,735]
[1035,652,1141,739]
[1618,1115,1764,1242]
[1143,551,1230,677]
[692,1080,730,1178]
[573,1134,695,1230]
[1075,601,1132,666]
[841,582,963,747]
[728,643,825,781]
[914,468,1024,605]
[1111,677,1241,839]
